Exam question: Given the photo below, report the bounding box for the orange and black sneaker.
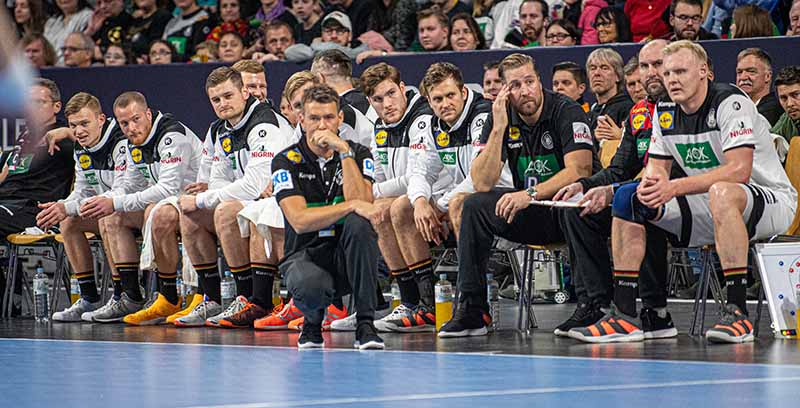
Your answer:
[254,299,303,330]
[218,297,269,328]
[288,303,348,331]
[705,304,754,343]
[569,305,644,343]
[374,304,436,333]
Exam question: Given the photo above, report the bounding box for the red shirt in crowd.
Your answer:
[625,0,671,41]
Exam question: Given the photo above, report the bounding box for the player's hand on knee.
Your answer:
[260,179,273,198]
[79,197,114,220]
[414,199,443,244]
[579,185,613,216]
[185,182,208,195]
[178,195,198,213]
[554,182,583,202]
[637,174,673,208]
[36,202,67,230]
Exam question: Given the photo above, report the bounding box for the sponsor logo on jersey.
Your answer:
[637,138,650,157]
[517,154,559,184]
[675,141,720,169]
[78,154,93,170]
[286,149,303,163]
[410,143,426,150]
[163,137,172,146]
[658,111,674,130]
[85,172,99,186]
[632,114,646,130]
[160,156,182,164]
[272,169,293,194]
[221,136,233,153]
[114,164,127,171]
[572,123,592,145]
[439,151,456,165]
[436,131,450,148]
[130,148,143,164]
[376,150,388,165]
[375,130,388,146]
[630,105,648,114]
[729,126,753,139]
[508,127,521,140]
[298,172,316,180]
[363,158,375,178]
[251,151,275,158]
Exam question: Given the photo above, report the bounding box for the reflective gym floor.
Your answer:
[2,300,799,408]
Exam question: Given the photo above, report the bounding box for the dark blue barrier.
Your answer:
[14,36,800,144]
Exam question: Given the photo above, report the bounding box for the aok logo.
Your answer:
[676,142,719,169]
[439,151,456,165]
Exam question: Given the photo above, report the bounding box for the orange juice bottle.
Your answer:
[434,274,453,331]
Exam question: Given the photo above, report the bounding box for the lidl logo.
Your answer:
[78,154,92,170]
[632,114,646,130]
[375,130,388,146]
[436,131,450,148]
[286,149,303,163]
[130,148,143,163]
[221,137,232,153]
[675,141,719,169]
[509,127,521,140]
[658,111,674,130]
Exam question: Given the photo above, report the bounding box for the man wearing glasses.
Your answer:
[284,12,371,63]
[61,32,94,68]
[668,0,718,41]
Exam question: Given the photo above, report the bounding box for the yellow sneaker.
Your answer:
[166,293,204,324]
[123,293,181,326]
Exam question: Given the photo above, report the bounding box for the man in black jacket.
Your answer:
[586,48,634,142]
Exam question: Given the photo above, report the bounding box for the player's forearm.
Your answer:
[341,159,372,203]
[470,128,504,192]
[288,202,355,234]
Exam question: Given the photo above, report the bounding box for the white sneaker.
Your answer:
[330,305,392,332]
[82,297,119,322]
[175,297,223,327]
[206,296,248,327]
[373,304,412,333]
[53,298,101,322]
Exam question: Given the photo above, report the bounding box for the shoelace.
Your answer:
[385,305,409,319]
[95,298,118,314]
[221,298,246,317]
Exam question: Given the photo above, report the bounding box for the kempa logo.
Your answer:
[676,142,719,169]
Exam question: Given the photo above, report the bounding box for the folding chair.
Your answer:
[2,233,70,318]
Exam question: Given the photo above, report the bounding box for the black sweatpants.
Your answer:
[457,190,564,299]
[0,199,40,239]
[560,207,670,309]
[281,214,379,325]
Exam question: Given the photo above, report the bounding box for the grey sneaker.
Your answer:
[82,297,120,322]
[175,297,223,327]
[52,298,101,322]
[92,293,145,323]
[330,305,393,332]
[206,296,247,327]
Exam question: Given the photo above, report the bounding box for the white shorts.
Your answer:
[651,184,795,247]
[236,198,284,258]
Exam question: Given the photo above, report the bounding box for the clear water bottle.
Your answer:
[434,274,453,331]
[487,273,500,332]
[272,278,281,307]
[34,263,49,323]
[221,270,235,310]
[176,277,185,308]
[69,275,80,304]
[390,281,401,310]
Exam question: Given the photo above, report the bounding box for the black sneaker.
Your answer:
[354,321,385,350]
[553,303,605,337]
[640,308,678,339]
[705,304,754,344]
[297,321,324,349]
[438,299,491,338]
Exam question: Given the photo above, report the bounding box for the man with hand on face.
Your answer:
[272,84,384,350]
[176,67,294,328]
[555,39,683,341]
[86,91,203,325]
[38,93,141,322]
[576,41,796,344]
[438,53,598,337]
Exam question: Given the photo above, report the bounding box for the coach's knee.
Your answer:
[285,265,333,311]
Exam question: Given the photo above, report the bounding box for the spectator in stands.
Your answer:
[311,49,371,115]
[578,0,607,44]
[103,43,130,65]
[0,78,74,240]
[624,56,647,102]
[86,0,132,51]
[544,18,580,46]
[292,0,323,45]
[364,0,418,51]
[21,33,57,68]
[736,48,784,126]
[252,0,298,29]
[62,32,94,68]
[326,0,379,39]
[731,4,774,38]
[148,39,176,64]
[191,40,218,62]
[320,11,356,47]
[593,7,632,44]
[772,65,800,143]
[198,0,260,57]
[127,0,172,59]
[471,0,496,44]
[503,0,548,48]
[482,60,503,101]
[449,13,486,51]
[44,0,93,64]
[788,0,800,35]
[252,20,295,62]
[624,0,670,41]
[487,0,522,49]
[421,0,471,19]
[14,0,46,38]
[285,12,371,62]
[552,61,590,112]
[163,0,210,59]
[416,8,450,51]
[587,48,633,140]
[217,30,246,62]
[669,0,718,40]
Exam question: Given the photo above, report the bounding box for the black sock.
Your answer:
[250,263,276,309]
[613,270,639,317]
[75,271,99,302]
[391,268,419,306]
[724,267,748,313]
[158,270,178,304]
[112,276,122,298]
[230,265,252,298]
[410,259,434,307]
[194,263,219,302]
[116,263,142,301]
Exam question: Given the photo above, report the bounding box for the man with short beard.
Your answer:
[668,0,717,41]
[771,66,800,143]
[736,48,784,126]
[504,0,547,48]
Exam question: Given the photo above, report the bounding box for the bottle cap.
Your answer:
[439,274,447,281]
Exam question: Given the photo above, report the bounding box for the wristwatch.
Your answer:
[526,185,538,200]
[339,149,355,161]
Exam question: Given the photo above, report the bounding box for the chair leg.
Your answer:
[1,244,18,319]
[690,249,709,336]
[511,248,528,332]
[50,243,67,313]
[751,247,765,338]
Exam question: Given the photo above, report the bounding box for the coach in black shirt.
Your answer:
[272,84,384,350]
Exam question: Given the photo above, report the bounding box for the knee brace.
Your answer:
[611,182,659,224]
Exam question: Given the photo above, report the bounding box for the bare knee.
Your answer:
[60,216,81,234]
[213,201,241,231]
[448,193,468,222]
[389,195,413,228]
[100,213,125,234]
[709,182,746,218]
[152,206,179,236]
[179,211,205,236]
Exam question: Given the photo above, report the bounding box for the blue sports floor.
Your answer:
[2,336,800,408]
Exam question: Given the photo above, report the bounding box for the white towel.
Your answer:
[236,198,284,258]
[139,196,198,287]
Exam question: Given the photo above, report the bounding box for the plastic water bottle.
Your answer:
[34,263,49,323]
[272,278,281,307]
[434,274,453,331]
[176,277,185,308]
[487,273,500,332]
[221,270,235,310]
[69,275,80,304]
[391,281,401,310]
